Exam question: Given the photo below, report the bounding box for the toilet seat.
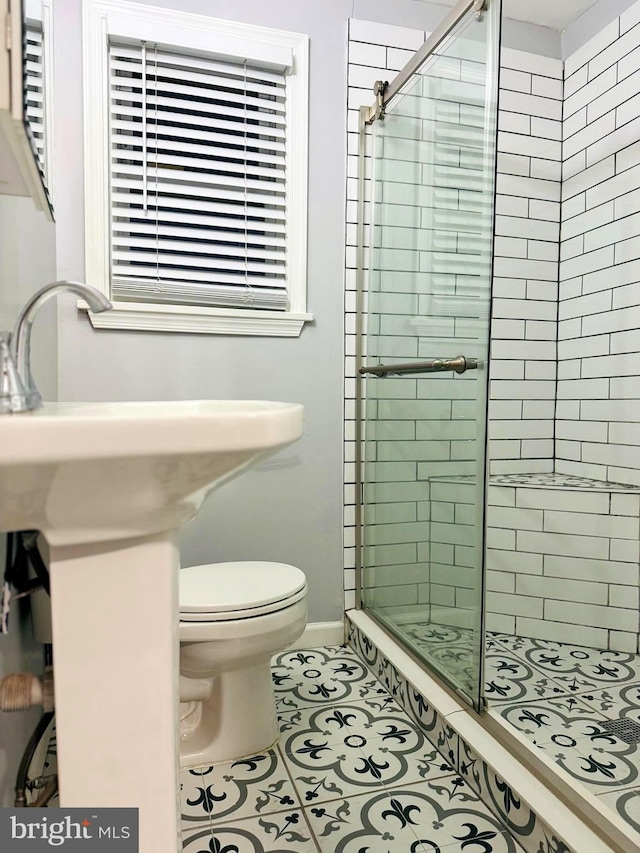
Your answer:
[179,562,307,622]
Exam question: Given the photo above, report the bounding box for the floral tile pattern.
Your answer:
[179,640,525,852]
[486,632,640,844]
[488,634,640,804]
[484,653,566,705]
[180,750,302,826]
[282,716,454,801]
[598,788,640,835]
[491,634,640,691]
[272,646,382,711]
[305,782,521,853]
[345,620,640,848]
[568,682,640,721]
[181,810,318,853]
[498,695,611,748]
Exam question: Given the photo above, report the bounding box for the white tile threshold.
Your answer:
[347,609,625,853]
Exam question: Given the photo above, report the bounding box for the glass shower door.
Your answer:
[359,0,501,709]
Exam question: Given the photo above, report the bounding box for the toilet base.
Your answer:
[179,659,278,768]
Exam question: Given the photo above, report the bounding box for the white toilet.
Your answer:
[178,561,307,768]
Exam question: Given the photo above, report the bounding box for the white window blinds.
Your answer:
[109,42,289,310]
[24,22,46,179]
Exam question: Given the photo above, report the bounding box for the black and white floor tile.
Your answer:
[361,621,640,843]
[179,644,525,852]
[487,633,640,835]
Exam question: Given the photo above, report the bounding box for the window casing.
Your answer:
[84,0,310,336]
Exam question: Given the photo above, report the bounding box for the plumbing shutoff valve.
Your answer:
[0,668,53,712]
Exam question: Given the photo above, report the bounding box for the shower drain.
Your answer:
[599,719,640,744]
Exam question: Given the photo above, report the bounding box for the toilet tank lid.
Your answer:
[179,561,307,614]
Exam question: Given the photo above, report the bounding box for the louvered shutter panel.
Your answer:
[24,22,46,180]
[109,42,289,310]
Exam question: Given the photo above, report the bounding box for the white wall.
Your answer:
[0,192,57,805]
[558,1,640,485]
[490,50,562,473]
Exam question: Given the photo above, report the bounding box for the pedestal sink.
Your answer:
[0,400,304,853]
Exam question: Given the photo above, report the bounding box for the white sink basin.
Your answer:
[0,398,304,853]
[0,399,303,545]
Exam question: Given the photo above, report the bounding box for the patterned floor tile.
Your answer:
[498,694,612,748]
[273,646,364,681]
[486,633,640,838]
[566,681,640,721]
[281,736,396,804]
[492,636,640,691]
[598,787,640,835]
[181,810,319,852]
[486,632,511,654]
[484,652,567,705]
[278,694,407,743]
[305,781,521,853]
[180,767,213,829]
[458,738,566,853]
[403,624,480,699]
[278,696,413,748]
[545,734,640,793]
[280,699,455,803]
[272,646,382,711]
[305,789,428,853]
[180,750,301,825]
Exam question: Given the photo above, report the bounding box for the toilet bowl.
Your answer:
[178,561,307,768]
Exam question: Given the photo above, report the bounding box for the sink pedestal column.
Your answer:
[48,531,180,853]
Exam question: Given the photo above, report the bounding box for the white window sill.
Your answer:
[79,300,313,337]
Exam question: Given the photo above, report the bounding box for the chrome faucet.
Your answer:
[0,280,112,413]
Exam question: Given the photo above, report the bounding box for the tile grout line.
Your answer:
[275,743,323,853]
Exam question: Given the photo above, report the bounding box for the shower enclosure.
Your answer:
[356,0,502,710]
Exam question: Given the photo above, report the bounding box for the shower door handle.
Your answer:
[359,355,478,378]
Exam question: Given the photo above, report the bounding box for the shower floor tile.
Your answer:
[390,621,640,841]
[483,652,567,704]
[598,787,640,835]
[490,634,640,690]
[563,681,640,720]
[179,644,525,852]
[497,694,613,747]
[486,632,640,838]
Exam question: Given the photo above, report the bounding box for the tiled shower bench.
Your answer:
[485,473,640,653]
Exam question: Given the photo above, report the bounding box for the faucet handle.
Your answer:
[0,332,29,414]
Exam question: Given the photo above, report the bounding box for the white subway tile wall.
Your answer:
[492,48,562,475]
[486,474,640,652]
[559,3,640,487]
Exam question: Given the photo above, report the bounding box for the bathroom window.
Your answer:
[83,0,310,336]
[24,0,54,194]
[24,21,46,178]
